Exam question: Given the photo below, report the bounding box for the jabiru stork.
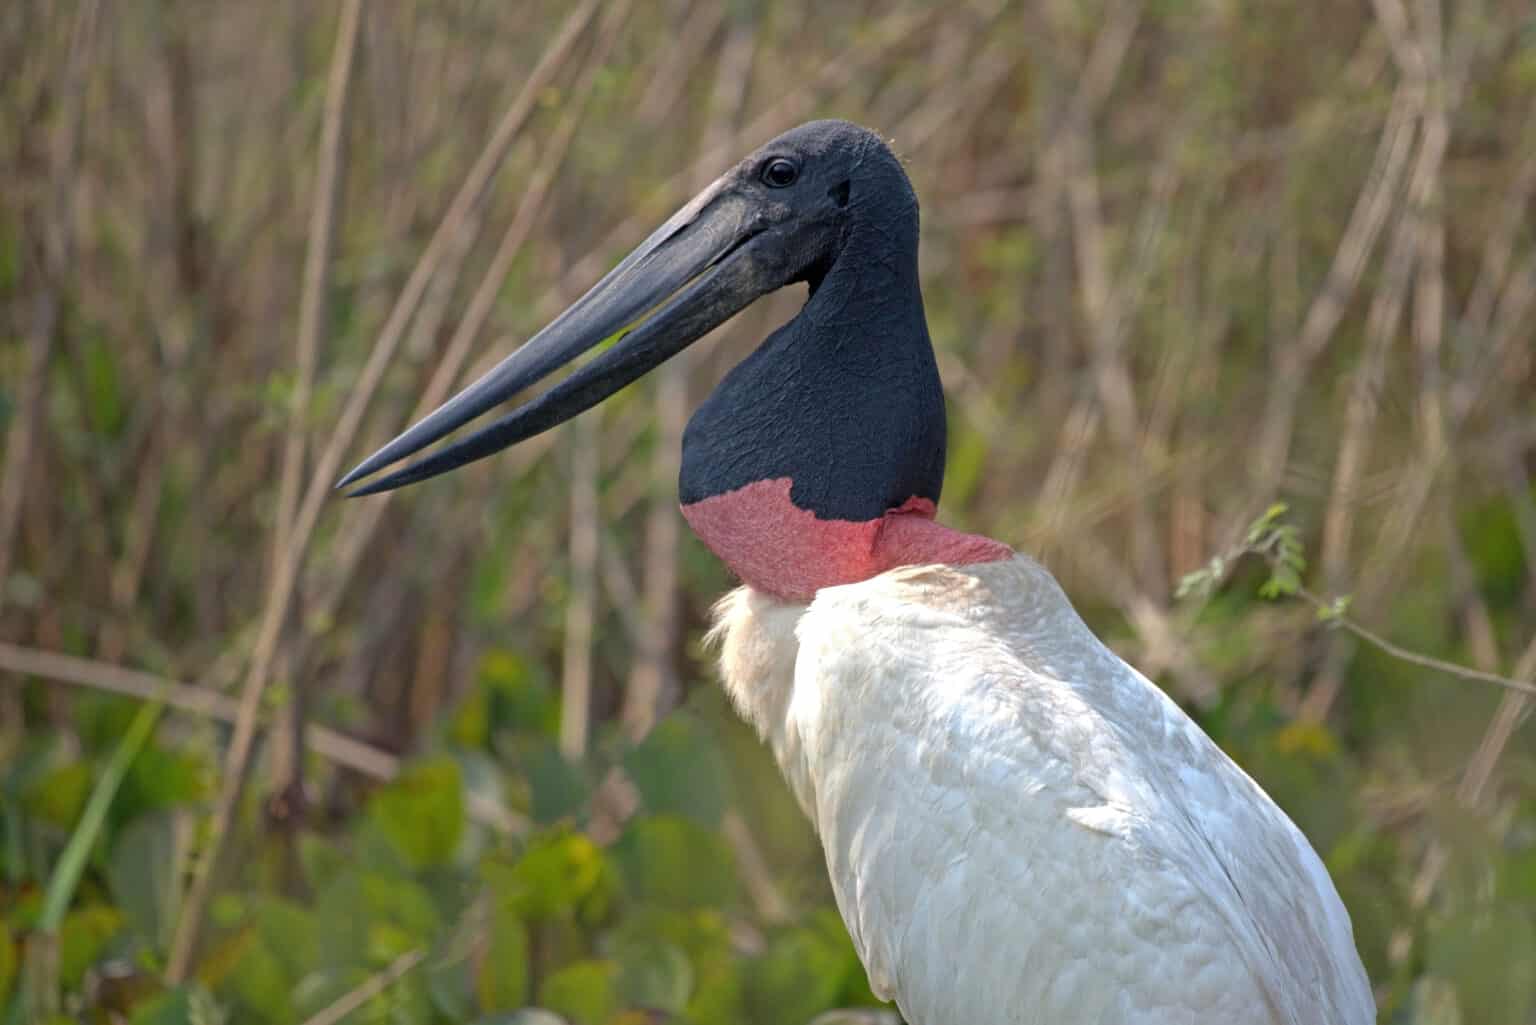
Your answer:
[341,120,1375,1025]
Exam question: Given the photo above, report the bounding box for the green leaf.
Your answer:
[106,811,184,948]
[474,900,529,1012]
[365,756,465,871]
[1175,557,1223,601]
[41,698,164,931]
[297,832,349,892]
[485,829,615,925]
[59,905,124,988]
[116,744,207,825]
[539,960,618,1025]
[21,762,91,828]
[226,930,294,1023]
[0,921,15,1008]
[613,815,737,911]
[312,870,440,978]
[615,939,692,1014]
[1244,503,1290,546]
[128,983,225,1025]
[624,715,730,828]
[477,650,560,740]
[252,896,320,980]
[1259,561,1301,599]
[745,917,854,1025]
[523,742,591,826]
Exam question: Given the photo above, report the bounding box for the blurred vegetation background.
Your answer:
[2,0,1535,1022]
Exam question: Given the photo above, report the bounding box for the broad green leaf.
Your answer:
[539,959,618,1025]
[615,939,692,1014]
[226,932,294,1023]
[115,744,207,825]
[487,829,616,924]
[365,756,465,871]
[255,896,319,969]
[608,906,741,1023]
[297,832,349,892]
[746,911,872,1025]
[128,983,224,1025]
[313,870,440,978]
[427,945,476,1022]
[624,715,729,828]
[0,920,15,1007]
[613,815,737,910]
[745,929,843,1025]
[59,904,124,988]
[195,926,254,992]
[473,900,529,1012]
[22,762,91,828]
[107,811,184,948]
[523,742,591,826]
[479,649,560,739]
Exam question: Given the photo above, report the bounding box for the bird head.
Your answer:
[340,120,1009,599]
[337,120,906,496]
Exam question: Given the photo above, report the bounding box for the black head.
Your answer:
[336,120,923,496]
[716,119,917,290]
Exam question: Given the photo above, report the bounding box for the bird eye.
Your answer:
[761,158,799,188]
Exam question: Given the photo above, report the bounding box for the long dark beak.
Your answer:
[338,179,771,496]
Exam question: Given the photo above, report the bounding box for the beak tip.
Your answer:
[335,462,372,491]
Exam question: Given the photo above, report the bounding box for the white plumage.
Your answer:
[710,554,1375,1025]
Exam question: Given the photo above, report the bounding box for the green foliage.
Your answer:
[129,984,225,1025]
[486,830,615,926]
[0,924,12,1009]
[366,756,466,871]
[1176,503,1308,602]
[475,898,530,1012]
[106,812,185,949]
[614,940,692,1015]
[59,905,124,988]
[1244,504,1307,600]
[538,960,618,1025]
[623,715,730,828]
[746,911,874,1024]
[613,816,738,911]
[41,698,164,939]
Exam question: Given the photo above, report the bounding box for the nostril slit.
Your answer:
[828,180,851,207]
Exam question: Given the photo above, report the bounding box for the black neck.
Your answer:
[680,210,947,522]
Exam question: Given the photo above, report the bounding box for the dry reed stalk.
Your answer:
[266,0,364,802]
[0,0,99,622]
[623,15,757,742]
[307,0,630,634]
[1247,82,1417,516]
[296,947,427,1025]
[165,1,604,982]
[0,641,523,833]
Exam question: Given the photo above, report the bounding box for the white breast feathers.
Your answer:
[707,555,1374,1025]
